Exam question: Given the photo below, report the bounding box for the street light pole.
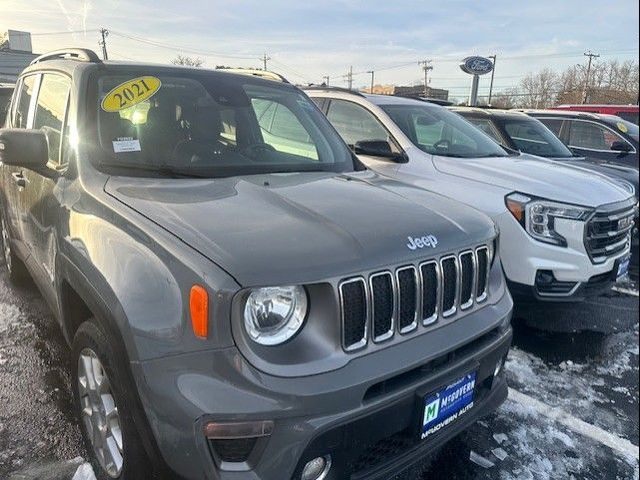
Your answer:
[322,75,330,86]
[487,54,497,105]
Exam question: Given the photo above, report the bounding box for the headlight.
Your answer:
[243,286,308,345]
[505,193,592,246]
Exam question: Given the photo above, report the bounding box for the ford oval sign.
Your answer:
[460,56,494,76]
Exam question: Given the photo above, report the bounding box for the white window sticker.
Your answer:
[112,137,141,153]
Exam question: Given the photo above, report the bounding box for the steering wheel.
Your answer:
[433,139,450,151]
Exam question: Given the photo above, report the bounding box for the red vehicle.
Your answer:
[552,104,639,124]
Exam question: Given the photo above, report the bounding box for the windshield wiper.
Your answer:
[101,162,210,178]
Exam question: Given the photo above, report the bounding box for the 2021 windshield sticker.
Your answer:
[101,76,161,112]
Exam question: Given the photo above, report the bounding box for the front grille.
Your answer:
[340,244,491,352]
[459,251,475,309]
[340,278,368,351]
[396,267,418,333]
[441,256,458,316]
[586,205,635,264]
[475,246,489,302]
[370,272,394,342]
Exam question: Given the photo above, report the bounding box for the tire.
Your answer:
[1,214,29,284]
[72,320,154,480]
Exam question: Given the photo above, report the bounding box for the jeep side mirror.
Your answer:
[0,129,49,171]
[610,140,631,153]
[354,140,408,163]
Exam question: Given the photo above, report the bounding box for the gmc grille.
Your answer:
[586,204,635,264]
[340,245,491,351]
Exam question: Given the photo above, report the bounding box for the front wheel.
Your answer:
[0,214,29,283]
[72,320,153,479]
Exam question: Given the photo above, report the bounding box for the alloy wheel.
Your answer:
[1,217,12,274]
[78,348,124,478]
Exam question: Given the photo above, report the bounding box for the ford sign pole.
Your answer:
[460,56,494,106]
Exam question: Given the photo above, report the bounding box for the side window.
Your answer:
[464,118,502,143]
[326,99,389,146]
[250,99,318,160]
[13,75,37,129]
[539,118,563,136]
[33,74,71,166]
[568,121,628,151]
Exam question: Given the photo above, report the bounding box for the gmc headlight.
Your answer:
[505,193,592,246]
[243,286,308,345]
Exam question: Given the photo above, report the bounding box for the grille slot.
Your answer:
[370,272,394,342]
[419,261,439,325]
[586,206,635,263]
[340,278,368,351]
[459,251,475,309]
[475,247,489,302]
[441,256,458,317]
[396,266,418,334]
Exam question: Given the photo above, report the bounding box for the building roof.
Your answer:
[0,50,38,82]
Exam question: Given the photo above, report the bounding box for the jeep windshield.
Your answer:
[91,68,355,177]
[380,104,509,158]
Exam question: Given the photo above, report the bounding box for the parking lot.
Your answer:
[0,268,637,480]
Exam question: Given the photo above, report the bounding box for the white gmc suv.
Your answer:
[306,88,636,304]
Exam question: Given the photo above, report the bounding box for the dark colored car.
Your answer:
[451,107,639,279]
[521,109,639,170]
[552,104,639,125]
[0,49,513,480]
[1,83,15,124]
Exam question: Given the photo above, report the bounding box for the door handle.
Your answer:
[11,171,27,189]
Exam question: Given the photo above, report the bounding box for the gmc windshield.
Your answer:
[381,104,509,158]
[92,69,355,177]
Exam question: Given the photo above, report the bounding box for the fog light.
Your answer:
[301,455,332,480]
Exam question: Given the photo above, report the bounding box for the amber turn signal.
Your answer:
[190,285,209,339]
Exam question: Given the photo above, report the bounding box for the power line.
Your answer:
[108,30,259,59]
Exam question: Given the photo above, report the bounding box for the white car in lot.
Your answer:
[305,88,636,304]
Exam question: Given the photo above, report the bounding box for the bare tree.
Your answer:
[518,68,558,108]
[171,55,204,67]
[0,32,9,51]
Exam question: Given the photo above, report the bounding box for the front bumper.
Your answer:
[496,211,632,301]
[133,291,512,480]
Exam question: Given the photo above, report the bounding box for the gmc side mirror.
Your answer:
[353,140,408,163]
[0,129,49,172]
[610,140,631,153]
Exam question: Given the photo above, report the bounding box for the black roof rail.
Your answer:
[301,85,365,97]
[393,94,453,106]
[216,68,289,83]
[30,48,102,65]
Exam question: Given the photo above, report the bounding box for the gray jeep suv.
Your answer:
[0,49,513,480]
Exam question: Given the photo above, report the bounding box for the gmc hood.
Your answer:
[432,153,633,207]
[105,171,496,286]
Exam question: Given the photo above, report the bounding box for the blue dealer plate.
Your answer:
[420,372,476,440]
[617,255,630,281]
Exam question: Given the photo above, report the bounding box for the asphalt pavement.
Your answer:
[0,269,638,480]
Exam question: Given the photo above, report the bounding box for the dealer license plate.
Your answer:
[420,372,476,440]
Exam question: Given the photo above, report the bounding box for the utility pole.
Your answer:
[487,54,497,105]
[260,53,271,71]
[346,66,353,90]
[99,28,109,60]
[418,60,433,97]
[367,70,374,93]
[322,75,330,86]
[582,50,599,104]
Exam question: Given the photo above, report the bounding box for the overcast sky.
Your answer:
[2,0,639,100]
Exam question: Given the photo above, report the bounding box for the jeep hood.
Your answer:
[105,171,495,286]
[432,153,632,207]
